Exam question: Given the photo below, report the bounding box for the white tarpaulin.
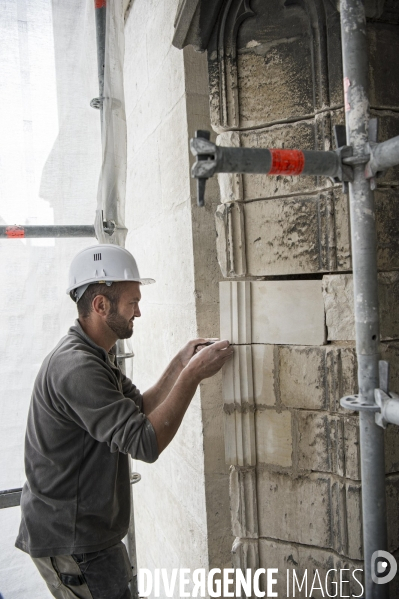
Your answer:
[0,1,127,596]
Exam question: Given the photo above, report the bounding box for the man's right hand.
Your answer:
[183,339,234,384]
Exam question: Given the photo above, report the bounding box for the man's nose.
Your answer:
[134,305,141,318]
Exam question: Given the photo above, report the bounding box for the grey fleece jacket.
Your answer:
[15,320,158,558]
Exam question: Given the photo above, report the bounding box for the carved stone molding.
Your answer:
[207,0,255,131]
[207,0,338,131]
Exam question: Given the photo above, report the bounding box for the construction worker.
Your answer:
[15,244,233,599]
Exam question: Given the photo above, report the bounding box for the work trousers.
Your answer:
[32,541,132,599]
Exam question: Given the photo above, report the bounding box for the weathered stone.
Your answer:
[296,412,343,475]
[240,120,329,200]
[323,272,399,341]
[231,538,260,586]
[343,416,361,480]
[279,346,328,410]
[215,202,246,278]
[255,410,292,467]
[345,484,363,560]
[251,344,358,411]
[230,466,258,539]
[386,474,399,552]
[256,470,332,548]
[251,281,326,345]
[258,539,365,599]
[216,131,243,203]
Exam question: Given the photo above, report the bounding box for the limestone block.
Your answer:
[256,470,332,548]
[323,272,399,341]
[220,281,251,344]
[230,466,258,539]
[296,412,344,475]
[215,202,246,278]
[231,539,260,587]
[343,417,361,480]
[240,119,330,200]
[381,342,399,395]
[375,188,399,271]
[252,345,276,407]
[251,280,326,346]
[258,539,364,599]
[386,474,399,552]
[279,346,328,410]
[223,345,256,466]
[385,424,399,474]
[216,131,243,203]
[255,410,292,467]
[346,484,363,560]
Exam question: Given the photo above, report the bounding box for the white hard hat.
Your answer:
[67,244,155,302]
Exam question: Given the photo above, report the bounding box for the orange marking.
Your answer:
[269,149,305,176]
[6,226,25,238]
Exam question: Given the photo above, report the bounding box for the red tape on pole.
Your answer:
[6,226,25,238]
[269,149,305,176]
[95,0,106,8]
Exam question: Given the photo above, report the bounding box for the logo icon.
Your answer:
[371,550,397,585]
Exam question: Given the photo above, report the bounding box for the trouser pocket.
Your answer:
[32,555,94,599]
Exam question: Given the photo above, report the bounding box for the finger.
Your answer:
[212,339,231,350]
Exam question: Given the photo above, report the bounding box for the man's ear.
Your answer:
[92,294,111,317]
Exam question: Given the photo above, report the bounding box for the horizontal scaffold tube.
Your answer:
[368,134,399,174]
[215,147,341,177]
[0,225,96,239]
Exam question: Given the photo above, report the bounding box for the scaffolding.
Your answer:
[190,1,399,596]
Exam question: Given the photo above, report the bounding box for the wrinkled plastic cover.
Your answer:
[94,0,127,247]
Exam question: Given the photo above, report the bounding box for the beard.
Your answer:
[106,306,133,339]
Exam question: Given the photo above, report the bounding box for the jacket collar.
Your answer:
[68,319,116,362]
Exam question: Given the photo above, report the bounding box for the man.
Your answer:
[16,244,233,599]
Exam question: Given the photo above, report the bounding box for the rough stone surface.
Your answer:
[256,470,333,548]
[323,272,399,341]
[258,539,364,599]
[296,411,344,475]
[230,467,259,539]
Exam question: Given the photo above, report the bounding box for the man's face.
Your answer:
[105,281,141,339]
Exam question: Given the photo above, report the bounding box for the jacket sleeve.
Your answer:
[120,372,144,412]
[47,351,159,463]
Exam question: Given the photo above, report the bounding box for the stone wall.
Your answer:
[202,0,399,596]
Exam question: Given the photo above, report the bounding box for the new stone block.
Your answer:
[251,280,326,345]
[220,281,251,344]
[255,410,292,467]
[223,345,256,466]
[252,344,276,407]
[256,470,332,548]
[322,272,399,341]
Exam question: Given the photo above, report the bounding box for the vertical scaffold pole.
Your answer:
[94,0,106,128]
[340,1,388,597]
[93,3,138,597]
